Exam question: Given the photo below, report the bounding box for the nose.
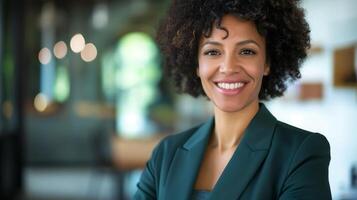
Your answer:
[219,54,241,74]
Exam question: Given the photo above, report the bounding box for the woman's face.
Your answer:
[197,15,269,113]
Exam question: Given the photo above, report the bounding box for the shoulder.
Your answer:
[149,122,204,163]
[134,124,204,199]
[272,122,332,199]
[274,121,330,151]
[271,120,331,168]
[154,124,201,155]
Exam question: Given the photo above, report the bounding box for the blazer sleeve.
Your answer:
[279,133,332,200]
[134,141,162,200]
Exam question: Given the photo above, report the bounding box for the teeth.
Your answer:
[217,82,244,90]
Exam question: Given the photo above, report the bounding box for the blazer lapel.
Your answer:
[162,104,276,200]
[163,118,214,200]
[210,104,277,200]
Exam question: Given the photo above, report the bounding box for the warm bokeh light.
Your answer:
[38,47,52,64]
[34,93,49,112]
[2,101,13,119]
[80,43,97,62]
[70,33,85,53]
[53,41,68,59]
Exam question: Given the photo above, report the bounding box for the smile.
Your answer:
[217,82,245,90]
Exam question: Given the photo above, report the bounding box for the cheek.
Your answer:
[198,57,220,77]
[197,62,211,78]
[248,61,267,80]
[197,64,214,93]
[244,66,263,80]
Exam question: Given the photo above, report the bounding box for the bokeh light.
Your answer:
[54,66,70,102]
[70,33,85,53]
[2,101,13,119]
[114,32,161,137]
[92,3,108,29]
[34,93,49,112]
[53,41,68,59]
[80,43,97,62]
[38,47,52,64]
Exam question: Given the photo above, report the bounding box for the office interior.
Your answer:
[1,0,357,199]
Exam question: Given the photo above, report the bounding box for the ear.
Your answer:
[263,64,270,76]
[196,67,200,77]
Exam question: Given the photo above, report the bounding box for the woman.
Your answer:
[135,0,331,199]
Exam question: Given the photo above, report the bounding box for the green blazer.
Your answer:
[134,104,331,200]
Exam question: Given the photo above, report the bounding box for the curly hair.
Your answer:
[157,0,310,100]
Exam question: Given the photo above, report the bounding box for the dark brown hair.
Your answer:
[157,0,310,100]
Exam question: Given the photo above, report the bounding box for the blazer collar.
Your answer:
[183,103,276,151]
[163,103,277,200]
[242,103,277,151]
[182,117,214,150]
[210,103,277,199]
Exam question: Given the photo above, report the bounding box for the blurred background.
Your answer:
[0,0,357,199]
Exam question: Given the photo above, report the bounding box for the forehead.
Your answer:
[201,15,265,44]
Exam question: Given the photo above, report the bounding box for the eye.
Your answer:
[203,49,221,56]
[240,49,256,55]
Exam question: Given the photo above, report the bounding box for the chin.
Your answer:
[215,103,247,113]
[213,98,259,114]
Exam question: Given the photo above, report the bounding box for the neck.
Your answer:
[211,101,260,152]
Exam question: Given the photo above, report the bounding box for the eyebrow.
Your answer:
[200,39,261,48]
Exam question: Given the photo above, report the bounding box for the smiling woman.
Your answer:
[197,15,269,113]
[134,0,332,200]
